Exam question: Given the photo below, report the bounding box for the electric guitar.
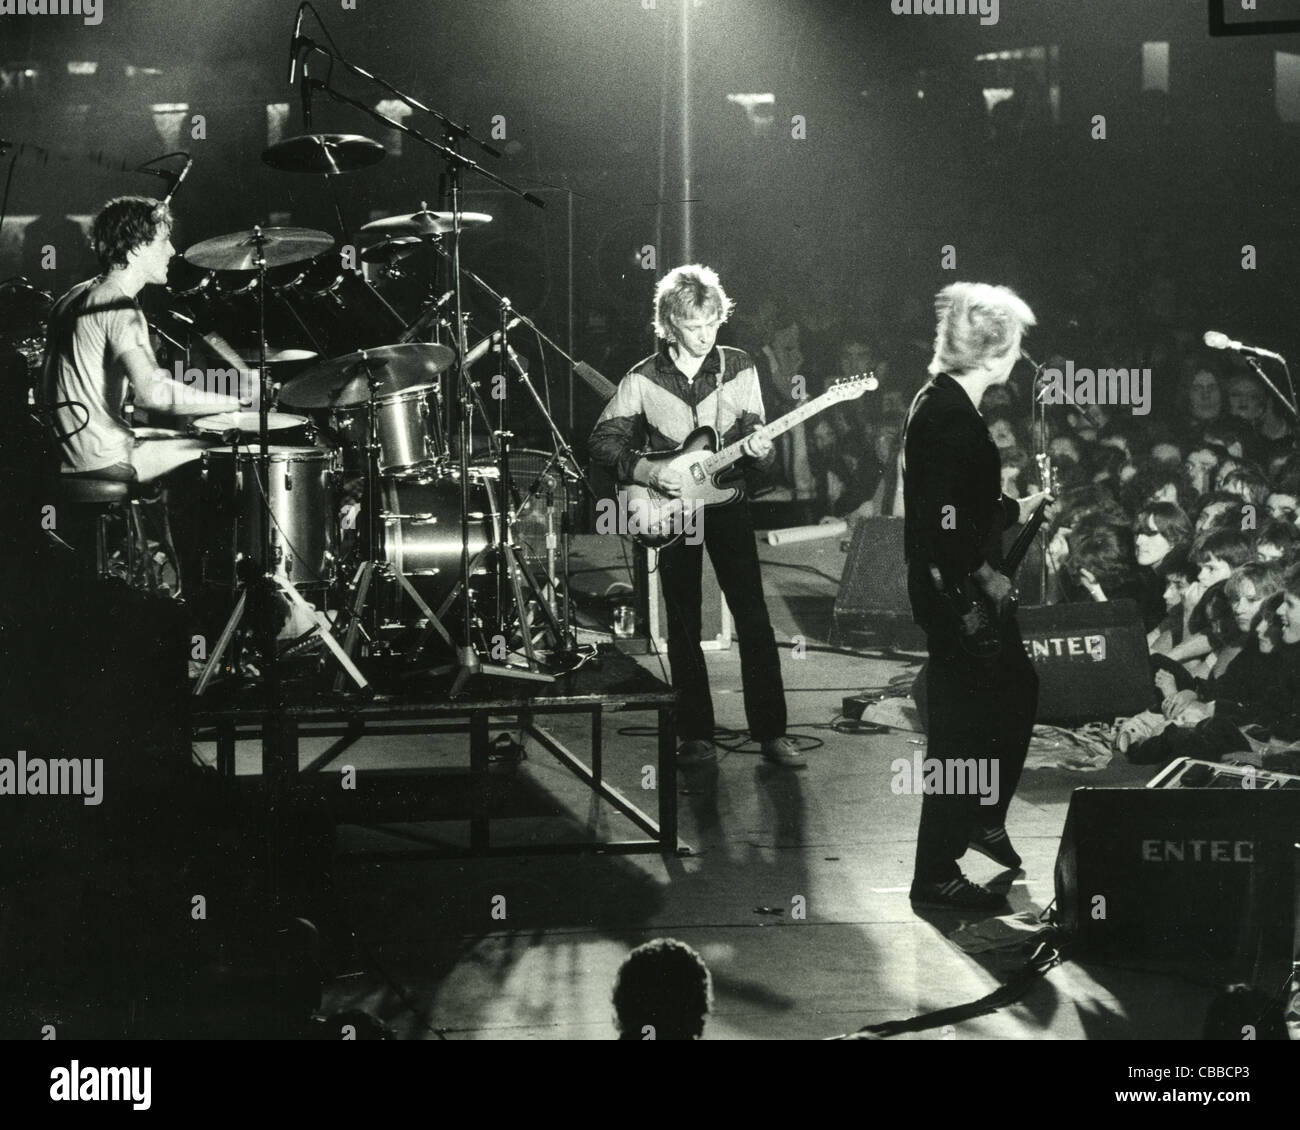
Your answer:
[930,452,1056,658]
[619,372,878,549]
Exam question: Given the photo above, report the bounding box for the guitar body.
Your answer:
[933,455,1057,659]
[620,427,741,549]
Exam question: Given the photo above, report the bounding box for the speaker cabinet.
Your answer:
[1054,787,1300,970]
[830,517,924,649]
[1018,598,1151,725]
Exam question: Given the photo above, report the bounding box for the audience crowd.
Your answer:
[725,275,1300,774]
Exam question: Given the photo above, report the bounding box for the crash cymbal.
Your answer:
[360,236,421,265]
[359,209,493,238]
[262,133,386,175]
[279,343,456,408]
[184,228,335,272]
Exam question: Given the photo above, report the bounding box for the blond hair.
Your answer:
[929,282,1036,376]
[653,264,736,340]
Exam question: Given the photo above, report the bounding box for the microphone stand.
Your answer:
[302,41,551,692]
[1025,351,1050,600]
[428,245,602,661]
[1237,356,1300,426]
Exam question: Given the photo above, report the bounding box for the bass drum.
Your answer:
[374,472,500,616]
[472,448,575,567]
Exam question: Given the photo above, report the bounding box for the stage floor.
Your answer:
[220,534,1215,1040]
[0,533,1222,1040]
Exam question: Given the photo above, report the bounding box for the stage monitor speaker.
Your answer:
[911,598,1151,729]
[1054,787,1300,970]
[830,517,924,648]
[1019,598,1150,725]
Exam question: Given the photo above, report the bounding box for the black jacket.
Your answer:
[902,372,1020,633]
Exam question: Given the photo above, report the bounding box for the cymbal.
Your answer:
[184,228,335,272]
[236,347,319,365]
[359,209,493,238]
[279,343,456,408]
[360,236,421,265]
[262,133,386,175]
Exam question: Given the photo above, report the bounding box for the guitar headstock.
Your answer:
[828,371,879,400]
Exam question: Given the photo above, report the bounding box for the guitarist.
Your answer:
[588,264,804,768]
[903,282,1052,910]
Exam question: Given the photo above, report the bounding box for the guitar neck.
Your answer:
[1002,454,1055,580]
[703,386,847,475]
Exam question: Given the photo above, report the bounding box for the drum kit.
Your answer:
[173,202,579,693]
[3,14,612,699]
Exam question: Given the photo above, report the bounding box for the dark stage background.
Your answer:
[3,0,1300,466]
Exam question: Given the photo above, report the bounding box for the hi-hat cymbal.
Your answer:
[262,133,386,175]
[360,236,421,265]
[279,343,456,408]
[184,228,335,272]
[236,347,319,365]
[359,209,493,238]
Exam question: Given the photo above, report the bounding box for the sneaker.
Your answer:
[677,740,717,766]
[967,825,1022,870]
[909,875,1007,911]
[760,736,807,768]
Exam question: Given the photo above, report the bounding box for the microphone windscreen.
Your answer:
[574,361,617,402]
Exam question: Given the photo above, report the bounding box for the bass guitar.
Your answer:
[929,452,1056,658]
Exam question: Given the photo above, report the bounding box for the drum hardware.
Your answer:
[191,224,368,697]
[279,34,555,687]
[328,364,460,690]
[445,260,602,663]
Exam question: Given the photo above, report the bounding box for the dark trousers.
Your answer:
[914,618,1038,883]
[656,500,786,743]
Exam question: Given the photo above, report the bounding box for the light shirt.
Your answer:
[41,277,150,473]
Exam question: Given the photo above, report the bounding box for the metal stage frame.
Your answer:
[191,646,683,857]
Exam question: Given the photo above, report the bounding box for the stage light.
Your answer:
[65,61,97,75]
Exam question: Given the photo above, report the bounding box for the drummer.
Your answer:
[39,195,246,484]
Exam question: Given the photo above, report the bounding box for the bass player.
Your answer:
[903,282,1052,910]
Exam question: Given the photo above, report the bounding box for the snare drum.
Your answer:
[192,410,315,447]
[375,472,499,611]
[201,445,338,587]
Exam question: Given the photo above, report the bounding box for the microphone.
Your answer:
[135,166,177,186]
[1204,331,1286,364]
[573,361,617,403]
[461,317,521,368]
[288,2,307,85]
[162,154,193,206]
[301,54,314,132]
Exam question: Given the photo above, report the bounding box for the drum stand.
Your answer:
[297,45,552,692]
[330,367,459,691]
[193,231,369,697]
